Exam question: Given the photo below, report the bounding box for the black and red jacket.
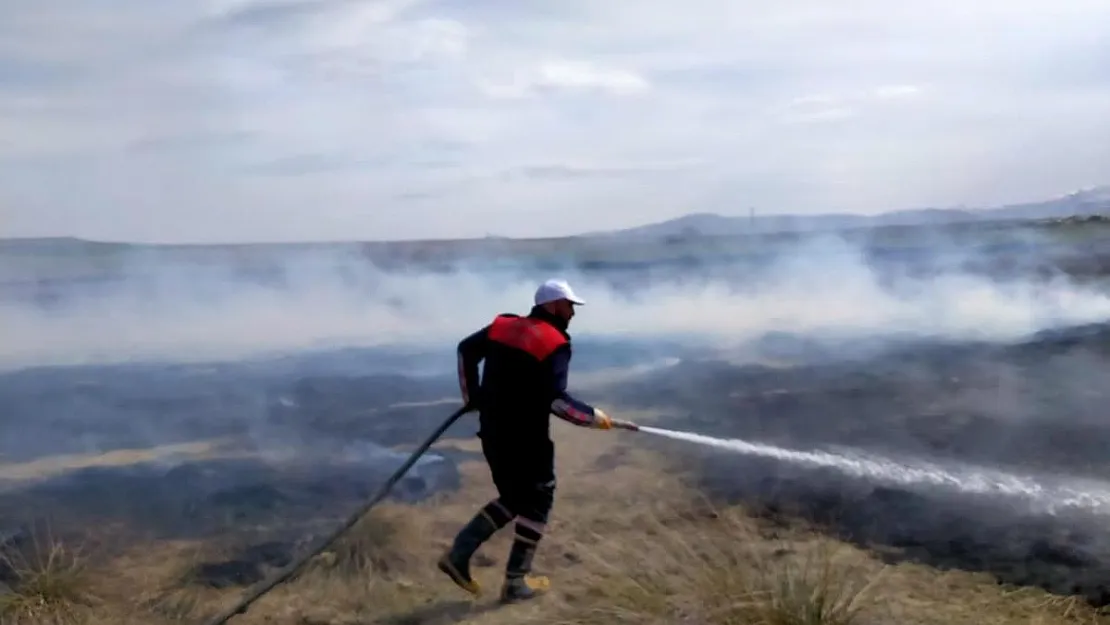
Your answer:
[456,305,600,446]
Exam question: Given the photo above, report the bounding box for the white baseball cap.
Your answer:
[534,278,586,306]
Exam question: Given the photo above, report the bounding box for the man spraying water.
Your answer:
[204,280,628,624]
[435,277,1110,606]
[438,278,618,603]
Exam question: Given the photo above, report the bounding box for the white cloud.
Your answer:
[779,84,925,123]
[873,85,922,99]
[481,60,650,99]
[1,0,1109,242]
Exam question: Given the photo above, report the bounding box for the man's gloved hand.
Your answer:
[593,408,613,430]
[463,389,485,413]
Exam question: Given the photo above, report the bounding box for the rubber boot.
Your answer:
[438,501,513,596]
[500,522,550,603]
[501,572,551,603]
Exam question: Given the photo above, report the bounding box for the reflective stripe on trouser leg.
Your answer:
[505,516,545,578]
[450,498,515,559]
[480,499,515,529]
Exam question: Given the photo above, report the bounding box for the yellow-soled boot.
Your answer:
[499,526,549,604]
[437,501,514,597]
[500,574,550,603]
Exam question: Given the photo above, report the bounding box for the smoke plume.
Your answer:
[2,234,1108,371]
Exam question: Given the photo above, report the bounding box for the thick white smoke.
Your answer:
[2,235,1109,370]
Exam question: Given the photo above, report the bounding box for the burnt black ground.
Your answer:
[8,324,1110,603]
[612,323,1110,478]
[607,322,1110,606]
[5,226,1110,599]
[0,354,489,590]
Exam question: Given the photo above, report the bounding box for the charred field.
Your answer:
[5,218,1110,623]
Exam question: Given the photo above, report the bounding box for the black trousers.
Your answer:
[480,435,556,525]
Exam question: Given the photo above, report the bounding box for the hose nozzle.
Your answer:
[611,418,640,432]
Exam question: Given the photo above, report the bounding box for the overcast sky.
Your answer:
[2,0,1109,243]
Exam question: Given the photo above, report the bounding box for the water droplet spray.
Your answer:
[636,425,1110,516]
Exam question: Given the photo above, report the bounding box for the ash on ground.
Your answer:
[613,322,1110,607]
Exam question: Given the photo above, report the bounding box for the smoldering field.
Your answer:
[6,224,1110,604]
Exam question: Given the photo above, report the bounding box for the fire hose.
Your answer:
[202,403,471,625]
[201,404,640,625]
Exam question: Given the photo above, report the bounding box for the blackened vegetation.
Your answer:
[2,450,463,590]
[5,222,1110,601]
[187,541,300,589]
[610,322,1110,607]
[0,359,483,592]
[0,360,474,462]
[8,324,1110,601]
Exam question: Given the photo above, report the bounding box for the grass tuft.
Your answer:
[308,503,428,578]
[0,526,97,624]
[547,503,887,625]
[742,539,887,625]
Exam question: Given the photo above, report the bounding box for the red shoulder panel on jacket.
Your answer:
[488,315,567,361]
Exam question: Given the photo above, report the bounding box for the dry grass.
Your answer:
[0,524,97,624]
[309,503,431,577]
[540,502,888,625]
[4,416,1110,625]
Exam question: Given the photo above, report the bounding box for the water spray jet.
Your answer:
[623,421,1110,517]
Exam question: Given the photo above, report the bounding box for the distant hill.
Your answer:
[3,187,1109,252]
[595,186,1110,240]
